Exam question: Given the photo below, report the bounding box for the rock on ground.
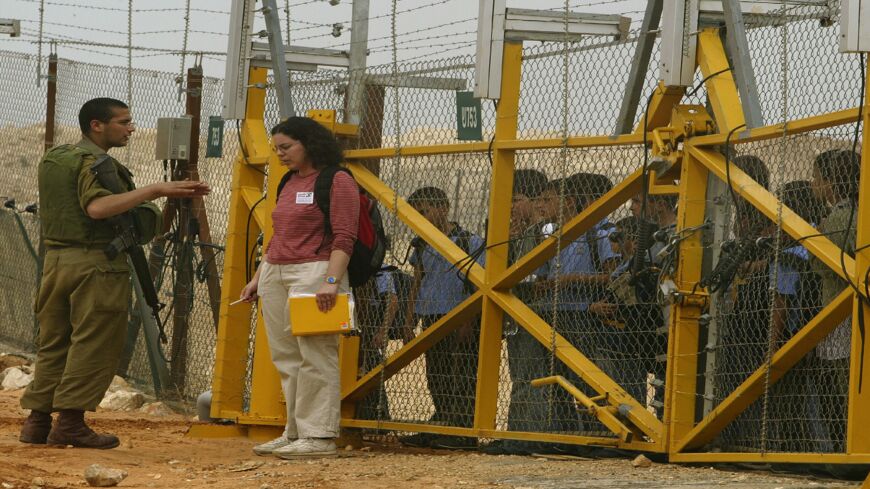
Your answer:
[106,375,131,393]
[632,454,653,468]
[99,390,145,411]
[1,367,33,390]
[83,464,128,487]
[139,402,174,417]
[0,353,30,371]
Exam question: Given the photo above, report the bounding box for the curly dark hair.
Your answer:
[407,186,449,209]
[513,168,548,198]
[814,149,860,202]
[779,179,827,226]
[732,154,770,190]
[270,117,343,169]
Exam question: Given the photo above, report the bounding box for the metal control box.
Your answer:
[155,117,192,160]
[841,0,870,52]
[0,19,20,37]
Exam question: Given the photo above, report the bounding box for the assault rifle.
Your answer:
[90,155,167,343]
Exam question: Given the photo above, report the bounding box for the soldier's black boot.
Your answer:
[19,410,53,444]
[46,409,120,449]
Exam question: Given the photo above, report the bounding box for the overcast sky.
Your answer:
[0,0,646,79]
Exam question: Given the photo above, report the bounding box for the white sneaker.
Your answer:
[252,436,296,456]
[273,438,337,459]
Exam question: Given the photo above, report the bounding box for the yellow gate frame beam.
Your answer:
[208,23,870,464]
[687,146,860,286]
[675,288,854,451]
[662,149,709,450]
[494,169,643,290]
[341,42,665,444]
[488,288,662,441]
[212,67,275,420]
[848,62,870,454]
[696,29,746,132]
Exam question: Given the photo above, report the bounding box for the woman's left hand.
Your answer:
[316,282,340,312]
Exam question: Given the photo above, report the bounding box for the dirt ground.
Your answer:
[0,387,866,489]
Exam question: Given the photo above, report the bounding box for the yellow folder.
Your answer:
[288,294,354,336]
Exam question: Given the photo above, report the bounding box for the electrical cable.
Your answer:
[649,67,732,292]
[723,123,747,214]
[838,54,866,301]
[633,90,656,280]
[235,120,267,282]
[687,68,733,98]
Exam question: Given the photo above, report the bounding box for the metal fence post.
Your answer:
[847,56,870,454]
[185,65,223,331]
[474,40,523,430]
[664,151,709,452]
[43,53,56,152]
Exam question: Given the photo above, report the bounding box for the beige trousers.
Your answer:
[258,260,348,439]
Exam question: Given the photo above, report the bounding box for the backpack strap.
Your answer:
[313,166,353,236]
[275,170,295,202]
[585,227,602,272]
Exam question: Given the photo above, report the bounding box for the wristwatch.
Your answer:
[325,276,338,285]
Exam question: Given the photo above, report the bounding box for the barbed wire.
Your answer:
[11,0,127,12]
[366,0,459,23]
[366,30,477,54]
[17,17,295,38]
[18,18,128,35]
[324,16,476,50]
[287,0,321,10]
[18,29,124,58]
[134,7,230,14]
[16,36,226,57]
[10,0,230,14]
[387,40,476,64]
[36,0,45,85]
[179,0,192,88]
[64,42,130,59]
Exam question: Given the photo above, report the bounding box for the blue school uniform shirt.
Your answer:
[375,271,396,296]
[409,227,485,316]
[541,220,619,311]
[771,244,809,335]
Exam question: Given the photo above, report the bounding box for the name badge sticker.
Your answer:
[296,192,314,205]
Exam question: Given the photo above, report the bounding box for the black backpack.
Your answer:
[276,166,387,287]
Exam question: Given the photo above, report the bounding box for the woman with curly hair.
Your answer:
[239,116,359,459]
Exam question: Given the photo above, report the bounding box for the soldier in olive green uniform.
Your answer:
[808,149,860,453]
[19,98,210,449]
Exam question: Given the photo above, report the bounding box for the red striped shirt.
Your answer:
[266,169,359,264]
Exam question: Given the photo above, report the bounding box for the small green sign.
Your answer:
[456,91,482,141]
[206,116,224,158]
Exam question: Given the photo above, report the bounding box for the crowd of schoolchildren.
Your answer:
[353,148,861,455]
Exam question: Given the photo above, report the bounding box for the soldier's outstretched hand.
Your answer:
[156,180,211,198]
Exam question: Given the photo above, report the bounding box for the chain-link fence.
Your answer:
[687,3,863,456]
[0,49,242,402]
[341,2,866,456]
[0,0,866,460]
